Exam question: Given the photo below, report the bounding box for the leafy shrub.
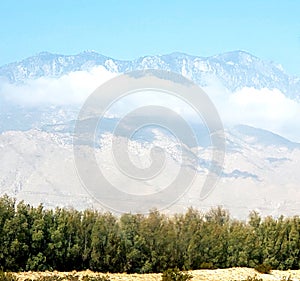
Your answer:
[0,271,17,281]
[254,263,272,274]
[63,275,79,281]
[37,276,66,281]
[240,276,263,281]
[239,276,292,281]
[82,275,110,281]
[161,268,193,281]
[280,276,292,281]
[199,262,214,269]
[37,275,110,281]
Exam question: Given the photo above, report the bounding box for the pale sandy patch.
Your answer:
[14,268,300,281]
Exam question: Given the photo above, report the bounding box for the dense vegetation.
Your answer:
[162,268,193,281]
[0,270,111,281]
[0,195,300,273]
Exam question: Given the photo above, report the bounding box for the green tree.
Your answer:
[0,195,16,270]
[3,201,31,271]
[26,204,47,271]
[90,212,121,272]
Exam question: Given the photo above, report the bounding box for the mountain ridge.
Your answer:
[0,51,300,216]
[1,50,299,100]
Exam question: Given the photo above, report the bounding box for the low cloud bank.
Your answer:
[0,66,116,106]
[1,67,300,142]
[205,84,300,142]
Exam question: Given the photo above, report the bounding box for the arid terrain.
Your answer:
[14,268,300,281]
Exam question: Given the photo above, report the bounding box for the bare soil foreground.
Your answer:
[14,268,300,281]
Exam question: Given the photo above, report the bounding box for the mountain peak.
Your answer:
[36,51,54,56]
[213,50,259,63]
[0,51,299,100]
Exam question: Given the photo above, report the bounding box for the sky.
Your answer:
[0,0,299,75]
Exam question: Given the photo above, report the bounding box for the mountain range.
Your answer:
[0,50,299,218]
[0,50,299,100]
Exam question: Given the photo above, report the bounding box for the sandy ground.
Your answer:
[14,268,300,281]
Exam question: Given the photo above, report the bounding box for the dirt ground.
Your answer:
[14,267,300,281]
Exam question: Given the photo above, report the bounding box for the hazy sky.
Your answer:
[0,0,299,75]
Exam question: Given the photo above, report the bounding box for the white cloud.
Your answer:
[229,87,298,122]
[204,85,300,142]
[0,66,116,106]
[1,68,300,142]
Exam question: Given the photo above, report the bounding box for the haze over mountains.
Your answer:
[0,50,299,218]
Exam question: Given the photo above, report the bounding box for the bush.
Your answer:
[254,263,272,274]
[199,262,214,269]
[82,275,110,281]
[161,268,193,281]
[25,274,110,281]
[0,271,17,281]
[38,276,66,281]
[239,276,292,281]
[240,276,263,281]
[0,272,119,281]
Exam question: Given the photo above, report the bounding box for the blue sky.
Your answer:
[0,0,299,75]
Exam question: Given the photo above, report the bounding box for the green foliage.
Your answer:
[23,275,110,281]
[161,268,193,281]
[82,275,110,281]
[0,271,17,281]
[199,262,214,269]
[0,195,300,273]
[254,263,272,274]
[239,276,292,281]
[239,276,263,281]
[37,277,66,281]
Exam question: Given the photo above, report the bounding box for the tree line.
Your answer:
[0,195,299,272]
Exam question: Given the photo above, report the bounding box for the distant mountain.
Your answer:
[0,125,299,218]
[0,51,300,217]
[231,124,300,149]
[0,50,299,100]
